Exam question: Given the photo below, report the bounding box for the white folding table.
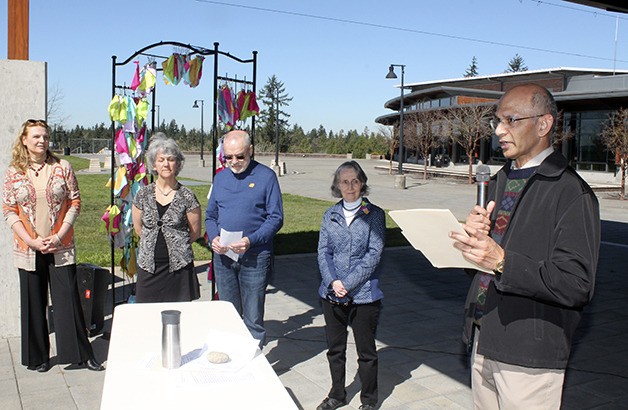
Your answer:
[100,301,297,409]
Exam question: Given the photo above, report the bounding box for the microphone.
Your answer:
[476,164,491,208]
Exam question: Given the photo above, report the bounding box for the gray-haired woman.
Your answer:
[131,133,202,302]
[316,160,385,410]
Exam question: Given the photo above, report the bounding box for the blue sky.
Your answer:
[1,0,627,134]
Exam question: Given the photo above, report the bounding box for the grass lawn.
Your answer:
[68,156,408,267]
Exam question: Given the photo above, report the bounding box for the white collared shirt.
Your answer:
[511,146,554,170]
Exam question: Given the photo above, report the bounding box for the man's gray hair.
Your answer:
[531,86,558,138]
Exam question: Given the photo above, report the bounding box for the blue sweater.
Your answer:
[205,160,284,254]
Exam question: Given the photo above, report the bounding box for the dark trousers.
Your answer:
[18,252,93,367]
[322,299,381,406]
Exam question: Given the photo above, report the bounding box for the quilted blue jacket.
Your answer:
[317,198,385,304]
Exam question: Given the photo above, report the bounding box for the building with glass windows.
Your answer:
[376,68,628,172]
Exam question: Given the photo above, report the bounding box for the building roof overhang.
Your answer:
[376,87,628,125]
[563,0,628,13]
[383,86,502,110]
[399,67,628,91]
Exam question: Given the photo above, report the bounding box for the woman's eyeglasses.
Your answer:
[339,179,362,188]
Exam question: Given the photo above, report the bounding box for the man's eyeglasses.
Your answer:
[224,154,247,161]
[489,114,546,131]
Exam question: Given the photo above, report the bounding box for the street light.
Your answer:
[193,99,205,166]
[155,105,160,130]
[275,88,280,168]
[386,64,405,174]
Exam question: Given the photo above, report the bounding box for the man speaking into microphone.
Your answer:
[449,84,600,409]
[476,164,491,209]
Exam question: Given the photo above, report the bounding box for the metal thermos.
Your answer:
[161,310,181,369]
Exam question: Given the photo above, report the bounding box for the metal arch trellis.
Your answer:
[109,41,258,307]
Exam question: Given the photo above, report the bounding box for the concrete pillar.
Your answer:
[394,175,406,189]
[0,60,47,337]
[88,158,101,172]
[271,159,285,177]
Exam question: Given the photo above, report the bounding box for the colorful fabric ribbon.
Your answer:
[131,61,141,91]
[139,62,157,93]
[185,56,204,88]
[162,53,183,85]
[135,98,149,126]
[100,204,122,235]
[237,90,260,122]
[217,84,239,129]
[162,53,204,88]
[108,95,128,123]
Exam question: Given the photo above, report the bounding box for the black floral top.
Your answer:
[133,183,200,273]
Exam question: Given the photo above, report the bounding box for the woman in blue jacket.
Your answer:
[316,161,385,410]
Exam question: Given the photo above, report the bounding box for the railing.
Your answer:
[575,161,610,172]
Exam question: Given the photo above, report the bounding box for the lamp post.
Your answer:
[155,105,160,131]
[193,99,205,167]
[386,64,405,174]
[275,88,280,170]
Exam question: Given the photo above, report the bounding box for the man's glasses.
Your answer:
[489,114,546,131]
[224,154,247,161]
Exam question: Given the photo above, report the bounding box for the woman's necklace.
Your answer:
[29,161,47,177]
[156,183,175,196]
[342,202,361,212]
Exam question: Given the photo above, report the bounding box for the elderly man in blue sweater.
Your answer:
[205,130,284,348]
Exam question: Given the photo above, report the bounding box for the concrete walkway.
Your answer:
[1,155,627,409]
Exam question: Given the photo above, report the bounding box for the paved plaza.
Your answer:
[1,155,626,409]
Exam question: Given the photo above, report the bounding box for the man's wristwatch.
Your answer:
[493,258,505,275]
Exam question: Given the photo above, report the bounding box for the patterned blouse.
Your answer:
[133,183,200,273]
[2,159,80,270]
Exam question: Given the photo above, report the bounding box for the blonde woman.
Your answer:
[2,119,103,372]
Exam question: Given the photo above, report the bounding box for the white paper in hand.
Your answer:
[220,228,243,261]
[389,209,483,270]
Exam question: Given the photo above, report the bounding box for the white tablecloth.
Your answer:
[100,301,296,409]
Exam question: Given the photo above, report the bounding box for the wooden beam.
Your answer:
[8,0,29,60]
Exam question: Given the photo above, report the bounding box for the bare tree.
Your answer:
[47,83,69,126]
[553,110,574,149]
[440,104,495,183]
[405,111,443,179]
[600,107,628,199]
[381,124,399,175]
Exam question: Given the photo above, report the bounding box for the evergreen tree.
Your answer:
[464,56,479,77]
[166,119,180,137]
[257,75,293,151]
[505,54,528,73]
